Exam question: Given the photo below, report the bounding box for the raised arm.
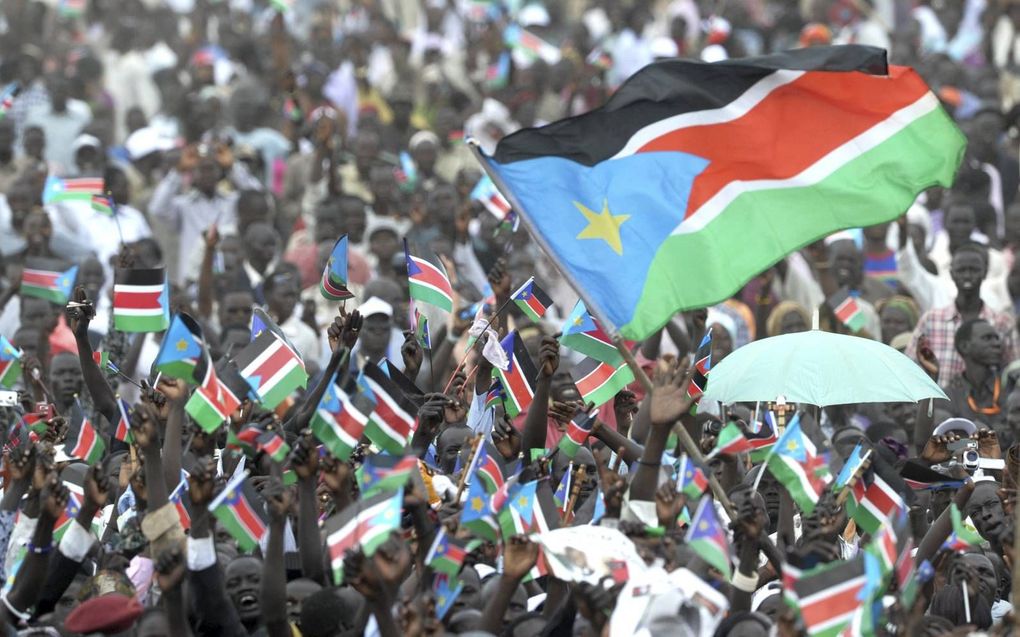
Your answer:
[67,287,117,423]
[629,359,695,501]
[521,336,558,462]
[290,434,325,585]
[261,477,292,637]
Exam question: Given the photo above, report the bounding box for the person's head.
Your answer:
[300,588,360,637]
[73,135,104,175]
[7,178,39,232]
[876,296,918,345]
[409,132,440,178]
[22,209,51,250]
[48,75,70,112]
[368,227,400,266]
[930,580,993,629]
[285,578,322,628]
[77,256,105,302]
[965,480,1007,544]
[337,196,368,244]
[263,266,301,322]
[1006,389,1020,441]
[13,326,42,362]
[829,239,862,289]
[949,244,988,297]
[437,425,471,474]
[242,222,280,272]
[480,575,528,623]
[945,201,977,247]
[951,552,998,602]
[369,165,401,210]
[225,555,263,624]
[954,318,1002,367]
[363,277,405,322]
[357,296,394,359]
[236,190,270,235]
[450,566,481,614]
[20,296,57,334]
[741,466,781,532]
[22,125,45,161]
[193,155,221,197]
[135,608,169,637]
[104,165,130,205]
[50,352,83,408]
[353,131,380,178]
[219,290,254,332]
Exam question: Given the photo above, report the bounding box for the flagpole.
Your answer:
[562,465,586,525]
[441,295,516,395]
[468,140,742,520]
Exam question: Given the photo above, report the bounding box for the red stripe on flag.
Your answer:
[70,420,96,458]
[21,270,59,288]
[524,295,546,317]
[234,495,267,540]
[635,67,931,218]
[113,289,163,310]
[575,362,615,396]
[410,257,452,295]
[373,396,413,437]
[502,354,533,403]
[248,342,295,386]
[329,518,376,560]
[800,580,865,627]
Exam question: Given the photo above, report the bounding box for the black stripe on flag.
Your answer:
[361,362,419,419]
[491,45,888,166]
[115,267,165,287]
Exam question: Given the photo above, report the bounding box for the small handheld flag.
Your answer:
[828,287,867,332]
[511,277,552,322]
[233,331,308,409]
[21,261,78,305]
[68,404,105,464]
[320,235,354,301]
[356,453,417,496]
[208,471,267,553]
[359,363,417,454]
[559,300,622,366]
[311,370,374,461]
[404,240,454,313]
[42,176,103,204]
[326,489,404,584]
[685,497,731,577]
[113,398,133,443]
[113,268,170,333]
[493,332,538,418]
[154,313,205,382]
[570,357,634,408]
[687,328,712,402]
[557,411,595,459]
[0,336,23,389]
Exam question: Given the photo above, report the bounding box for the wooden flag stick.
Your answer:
[562,465,587,525]
[455,434,482,501]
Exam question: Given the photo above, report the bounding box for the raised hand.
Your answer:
[502,535,540,580]
[654,482,685,529]
[41,476,69,520]
[917,334,939,381]
[65,286,92,339]
[417,393,448,442]
[400,330,423,379]
[537,336,559,379]
[487,258,512,300]
[129,402,161,452]
[263,478,294,523]
[650,357,694,427]
[921,433,958,465]
[549,400,580,424]
[154,546,187,593]
[492,416,521,460]
[82,462,112,513]
[975,428,1001,460]
[321,453,355,499]
[188,457,217,508]
[156,377,188,404]
[613,390,639,429]
[6,445,36,483]
[339,308,363,351]
[290,431,319,481]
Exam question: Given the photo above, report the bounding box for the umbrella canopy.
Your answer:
[701,330,947,406]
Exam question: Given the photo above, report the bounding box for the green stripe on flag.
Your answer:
[624,105,964,339]
[185,390,226,432]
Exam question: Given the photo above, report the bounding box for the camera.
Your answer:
[949,439,980,471]
[0,390,20,408]
[67,300,96,321]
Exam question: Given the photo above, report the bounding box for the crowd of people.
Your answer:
[1,0,1020,635]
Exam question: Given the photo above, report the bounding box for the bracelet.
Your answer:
[636,459,660,467]
[731,570,759,592]
[26,542,52,555]
[446,330,462,344]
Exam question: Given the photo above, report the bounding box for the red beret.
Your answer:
[64,594,143,635]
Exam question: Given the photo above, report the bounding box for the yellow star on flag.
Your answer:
[786,440,799,452]
[471,496,485,512]
[175,339,188,352]
[517,496,528,507]
[699,521,709,531]
[573,199,630,255]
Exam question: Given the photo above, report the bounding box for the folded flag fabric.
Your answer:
[687,329,712,402]
[477,46,963,341]
[847,466,906,537]
[404,241,453,313]
[471,174,513,222]
[511,277,553,322]
[470,443,505,495]
[553,464,572,513]
[114,397,132,443]
[154,313,205,381]
[685,497,731,577]
[828,287,867,332]
[832,442,867,492]
[557,411,594,459]
[709,421,752,457]
[21,262,77,305]
[257,430,290,463]
[942,502,983,552]
[0,83,19,119]
[185,356,246,432]
[746,412,780,462]
[765,414,829,515]
[570,357,634,407]
[320,235,354,301]
[460,476,500,541]
[90,194,116,217]
[493,332,538,418]
[560,300,622,366]
[209,471,267,553]
[503,24,561,65]
[249,306,302,356]
[899,460,966,491]
[360,362,417,454]
[113,268,170,333]
[169,479,192,531]
[793,556,867,637]
[357,452,417,496]
[425,527,468,576]
[412,304,431,350]
[67,404,104,464]
[311,370,374,461]
[484,377,504,411]
[433,573,464,620]
[42,176,104,204]
[326,488,404,584]
[233,331,308,409]
[676,453,708,500]
[0,336,22,389]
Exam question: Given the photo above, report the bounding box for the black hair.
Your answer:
[298,589,347,637]
[930,582,992,629]
[954,317,991,356]
[952,242,989,268]
[262,262,301,294]
[865,421,905,443]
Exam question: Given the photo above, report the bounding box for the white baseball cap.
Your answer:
[358,296,393,319]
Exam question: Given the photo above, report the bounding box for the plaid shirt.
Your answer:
[907,304,1020,386]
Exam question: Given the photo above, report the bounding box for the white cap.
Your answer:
[518,4,550,28]
[650,36,679,59]
[358,296,393,319]
[71,134,102,155]
[125,126,176,160]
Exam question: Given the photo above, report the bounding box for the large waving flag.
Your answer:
[476,46,964,340]
[793,556,868,637]
[113,268,170,333]
[404,241,454,313]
